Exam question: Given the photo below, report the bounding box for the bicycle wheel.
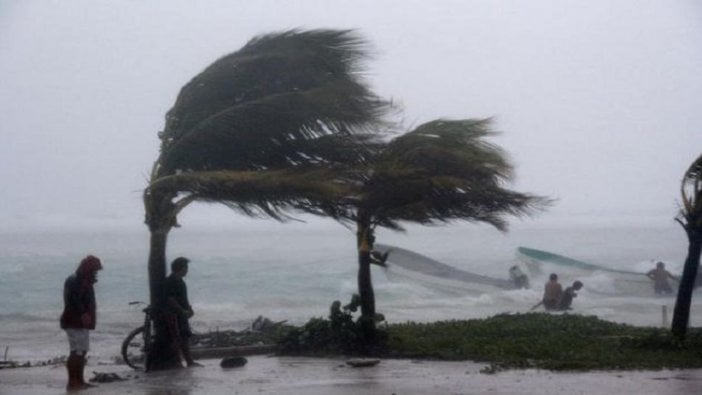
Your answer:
[121,326,147,370]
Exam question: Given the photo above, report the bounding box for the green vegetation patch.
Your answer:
[278,312,702,371]
[385,313,702,371]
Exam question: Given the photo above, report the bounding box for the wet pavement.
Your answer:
[2,355,701,394]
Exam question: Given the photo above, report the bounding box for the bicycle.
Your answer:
[121,301,154,370]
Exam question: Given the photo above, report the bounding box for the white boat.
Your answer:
[516,246,672,297]
[373,243,519,294]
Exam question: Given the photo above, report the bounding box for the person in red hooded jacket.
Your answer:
[60,255,102,391]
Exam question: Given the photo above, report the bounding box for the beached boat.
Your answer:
[373,243,519,294]
[516,246,668,296]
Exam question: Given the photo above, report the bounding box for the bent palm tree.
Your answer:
[143,29,389,369]
[672,153,702,340]
[332,119,549,340]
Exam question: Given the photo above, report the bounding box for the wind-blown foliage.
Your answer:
[147,169,350,221]
[142,28,548,361]
[672,153,702,339]
[157,29,388,176]
[677,154,702,230]
[329,118,549,340]
[145,29,391,229]
[354,119,546,231]
[143,29,390,369]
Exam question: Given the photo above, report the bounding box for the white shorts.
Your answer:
[65,329,90,353]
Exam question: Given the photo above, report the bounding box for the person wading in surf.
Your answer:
[556,280,583,310]
[646,261,678,295]
[542,273,563,310]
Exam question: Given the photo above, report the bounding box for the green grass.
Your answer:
[279,313,702,371]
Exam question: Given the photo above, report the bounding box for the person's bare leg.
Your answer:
[182,342,202,367]
[66,352,82,391]
[66,351,96,391]
[78,354,97,388]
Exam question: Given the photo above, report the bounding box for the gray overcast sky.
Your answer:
[1,0,701,231]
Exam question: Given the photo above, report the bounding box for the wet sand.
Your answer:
[1,356,701,394]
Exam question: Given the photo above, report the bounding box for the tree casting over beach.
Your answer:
[143,29,390,370]
[327,119,548,339]
[672,153,702,340]
[142,28,547,368]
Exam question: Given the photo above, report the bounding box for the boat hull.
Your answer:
[517,247,673,297]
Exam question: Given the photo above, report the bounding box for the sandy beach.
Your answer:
[1,355,701,395]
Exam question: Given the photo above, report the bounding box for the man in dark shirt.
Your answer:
[60,255,102,391]
[164,257,201,367]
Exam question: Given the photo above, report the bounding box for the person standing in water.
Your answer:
[557,281,583,310]
[542,273,563,310]
[646,261,678,295]
[509,265,530,289]
[60,255,103,391]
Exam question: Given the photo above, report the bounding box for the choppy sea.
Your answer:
[1,219,699,363]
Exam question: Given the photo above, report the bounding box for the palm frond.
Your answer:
[146,31,548,233]
[160,83,387,173]
[147,168,352,222]
[354,119,549,231]
[380,119,512,182]
[157,29,390,176]
[679,153,702,229]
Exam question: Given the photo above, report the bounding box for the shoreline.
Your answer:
[2,355,702,395]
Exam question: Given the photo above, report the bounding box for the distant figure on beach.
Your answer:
[509,265,530,289]
[556,281,583,310]
[60,255,103,391]
[646,261,677,295]
[542,273,563,310]
[164,257,202,367]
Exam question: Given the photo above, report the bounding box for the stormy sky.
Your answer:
[1,0,701,231]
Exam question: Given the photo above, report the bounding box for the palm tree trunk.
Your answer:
[148,229,168,308]
[671,229,702,340]
[356,217,376,345]
[145,227,182,370]
[358,248,376,319]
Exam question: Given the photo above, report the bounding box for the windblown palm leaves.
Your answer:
[672,153,702,339]
[147,168,350,220]
[158,29,387,174]
[143,30,391,368]
[337,119,549,331]
[677,153,702,231]
[339,119,548,231]
[146,29,390,228]
[143,28,550,353]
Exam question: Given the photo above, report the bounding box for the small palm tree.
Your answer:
[143,29,390,369]
[331,119,549,340]
[672,153,702,339]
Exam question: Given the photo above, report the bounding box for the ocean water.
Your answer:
[1,220,700,363]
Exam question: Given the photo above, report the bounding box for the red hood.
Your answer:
[77,255,102,280]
